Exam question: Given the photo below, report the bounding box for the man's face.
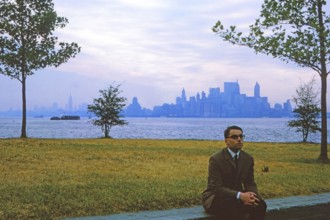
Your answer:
[225,129,244,152]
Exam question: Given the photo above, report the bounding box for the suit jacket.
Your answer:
[202,147,258,211]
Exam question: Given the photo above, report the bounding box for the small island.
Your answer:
[50,115,80,120]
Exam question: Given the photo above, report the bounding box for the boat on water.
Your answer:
[50,115,80,120]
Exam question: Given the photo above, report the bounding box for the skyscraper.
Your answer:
[224,82,240,96]
[67,94,73,112]
[254,82,260,98]
[181,88,187,103]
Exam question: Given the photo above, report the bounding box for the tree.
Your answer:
[0,0,80,138]
[288,77,321,142]
[88,84,128,138]
[212,0,329,162]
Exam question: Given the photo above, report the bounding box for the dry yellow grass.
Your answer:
[0,139,329,219]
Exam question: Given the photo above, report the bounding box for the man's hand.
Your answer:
[239,192,260,206]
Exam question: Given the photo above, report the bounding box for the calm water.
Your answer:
[1,117,328,143]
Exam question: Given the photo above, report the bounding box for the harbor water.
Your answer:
[0,117,328,143]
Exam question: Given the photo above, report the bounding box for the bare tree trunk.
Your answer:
[317,0,328,162]
[21,76,27,138]
[105,124,109,138]
[319,73,328,162]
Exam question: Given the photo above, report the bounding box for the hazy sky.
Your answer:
[0,0,328,111]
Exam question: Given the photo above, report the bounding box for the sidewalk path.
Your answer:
[64,192,330,220]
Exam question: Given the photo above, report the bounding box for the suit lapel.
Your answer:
[223,148,236,170]
[236,152,247,177]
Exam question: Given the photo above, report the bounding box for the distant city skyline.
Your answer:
[1,81,290,111]
[0,81,293,118]
[0,78,296,112]
[1,0,329,112]
[125,81,292,118]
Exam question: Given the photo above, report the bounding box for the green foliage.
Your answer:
[288,77,321,142]
[288,105,321,142]
[212,0,330,70]
[0,0,80,79]
[212,0,329,161]
[0,0,81,138]
[88,83,128,138]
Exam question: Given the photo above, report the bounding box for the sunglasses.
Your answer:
[228,134,245,140]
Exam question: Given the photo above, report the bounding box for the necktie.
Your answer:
[234,154,238,171]
[234,154,241,190]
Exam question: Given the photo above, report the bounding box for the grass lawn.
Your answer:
[0,138,329,219]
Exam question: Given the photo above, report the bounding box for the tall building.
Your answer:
[181,88,187,103]
[254,82,260,98]
[67,94,73,112]
[224,82,240,96]
[209,87,221,98]
[124,97,144,117]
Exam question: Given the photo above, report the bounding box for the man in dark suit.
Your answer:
[202,125,267,220]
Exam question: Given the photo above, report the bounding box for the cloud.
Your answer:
[0,0,328,111]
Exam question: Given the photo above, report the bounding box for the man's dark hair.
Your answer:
[224,125,243,138]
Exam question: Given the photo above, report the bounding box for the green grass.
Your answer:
[0,139,329,219]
